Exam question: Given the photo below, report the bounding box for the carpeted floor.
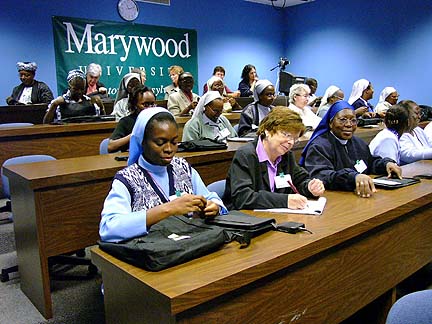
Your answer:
[0,211,105,324]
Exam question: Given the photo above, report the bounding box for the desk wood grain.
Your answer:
[92,161,432,323]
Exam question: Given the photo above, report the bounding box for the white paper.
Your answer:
[254,197,327,215]
[372,179,399,186]
[227,137,255,142]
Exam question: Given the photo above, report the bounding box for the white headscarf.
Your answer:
[348,79,370,104]
[206,76,227,95]
[128,107,172,166]
[114,72,141,104]
[191,91,222,119]
[378,87,397,103]
[253,79,273,102]
[319,85,340,108]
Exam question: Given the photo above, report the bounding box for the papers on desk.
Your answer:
[227,137,255,142]
[254,197,327,216]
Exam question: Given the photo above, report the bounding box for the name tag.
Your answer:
[275,173,291,189]
[251,124,258,130]
[218,127,231,139]
[354,160,367,173]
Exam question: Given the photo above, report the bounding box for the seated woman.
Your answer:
[43,69,105,124]
[114,68,146,105]
[238,64,258,97]
[375,87,398,116]
[287,83,321,130]
[206,76,241,113]
[182,91,237,142]
[164,65,183,100]
[316,85,344,118]
[99,107,226,242]
[369,105,410,164]
[399,100,432,164]
[224,107,325,210]
[237,79,275,137]
[300,100,402,198]
[348,79,377,118]
[85,63,107,98]
[108,86,156,153]
[167,72,200,116]
[111,72,141,120]
[6,61,54,105]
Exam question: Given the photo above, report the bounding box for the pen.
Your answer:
[288,180,309,209]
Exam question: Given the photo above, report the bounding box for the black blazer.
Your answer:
[225,139,314,210]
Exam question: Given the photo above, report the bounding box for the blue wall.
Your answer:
[0,0,285,101]
[284,0,432,105]
[3,0,432,105]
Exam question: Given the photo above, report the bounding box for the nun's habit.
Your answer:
[182,91,237,141]
[375,87,397,115]
[301,101,393,191]
[237,79,274,137]
[348,79,373,112]
[100,108,226,242]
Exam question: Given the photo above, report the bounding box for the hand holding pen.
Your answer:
[286,179,308,209]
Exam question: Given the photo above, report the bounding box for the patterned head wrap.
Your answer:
[17,62,37,72]
[67,69,86,83]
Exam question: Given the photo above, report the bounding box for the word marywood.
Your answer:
[63,22,192,62]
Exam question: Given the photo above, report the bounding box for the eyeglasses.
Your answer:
[279,131,299,143]
[331,95,344,101]
[296,94,310,98]
[207,105,223,115]
[143,102,156,107]
[335,117,358,125]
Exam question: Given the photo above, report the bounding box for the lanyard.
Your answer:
[141,165,176,203]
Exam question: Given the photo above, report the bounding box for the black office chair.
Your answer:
[0,155,97,282]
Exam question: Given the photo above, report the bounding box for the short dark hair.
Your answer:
[213,66,226,75]
[144,112,177,139]
[384,104,410,134]
[128,85,155,112]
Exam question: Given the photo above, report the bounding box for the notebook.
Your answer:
[373,176,420,189]
[254,197,327,216]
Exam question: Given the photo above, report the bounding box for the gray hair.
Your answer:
[86,63,102,77]
[288,83,310,104]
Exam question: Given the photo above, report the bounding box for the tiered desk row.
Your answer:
[3,98,429,323]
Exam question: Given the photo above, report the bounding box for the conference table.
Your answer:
[91,160,432,324]
[3,125,381,319]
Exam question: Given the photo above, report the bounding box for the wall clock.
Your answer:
[118,0,139,22]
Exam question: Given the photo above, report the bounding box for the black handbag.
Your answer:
[99,216,237,271]
[177,138,227,152]
[205,210,275,237]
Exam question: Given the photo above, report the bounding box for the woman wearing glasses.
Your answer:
[182,91,237,141]
[225,107,325,210]
[300,100,402,198]
[108,85,156,153]
[288,83,321,130]
[237,79,276,137]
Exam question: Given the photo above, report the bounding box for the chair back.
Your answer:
[0,123,34,128]
[99,138,110,154]
[2,155,56,198]
[207,179,226,200]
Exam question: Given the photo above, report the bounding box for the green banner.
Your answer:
[52,16,198,99]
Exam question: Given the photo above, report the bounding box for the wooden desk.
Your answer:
[2,141,246,318]
[0,113,241,197]
[2,125,382,319]
[91,161,432,324]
